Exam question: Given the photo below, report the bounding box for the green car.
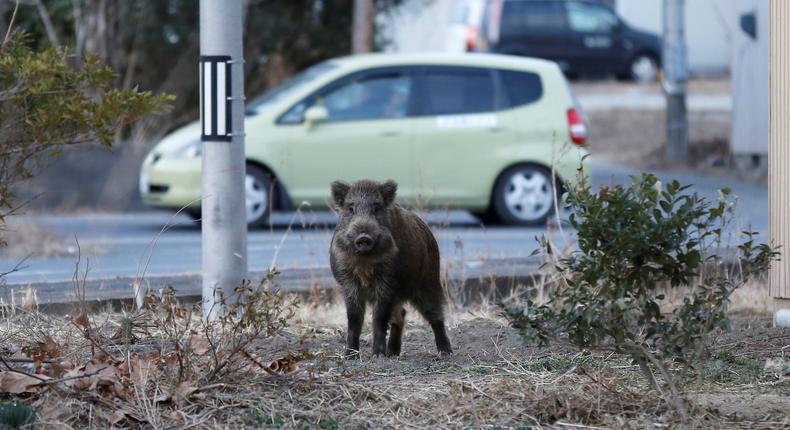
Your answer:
[140,53,589,226]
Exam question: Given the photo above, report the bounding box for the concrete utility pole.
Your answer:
[200,0,248,318]
[352,0,374,54]
[663,0,688,161]
[769,0,790,327]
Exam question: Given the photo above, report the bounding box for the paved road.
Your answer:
[0,161,767,290]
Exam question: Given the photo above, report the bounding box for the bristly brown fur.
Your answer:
[329,179,453,357]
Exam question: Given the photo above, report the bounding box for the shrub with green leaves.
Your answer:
[504,173,778,404]
[0,402,35,429]
[0,34,172,231]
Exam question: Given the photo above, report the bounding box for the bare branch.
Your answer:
[33,0,61,49]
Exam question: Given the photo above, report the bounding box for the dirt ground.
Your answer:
[220,302,788,429]
[0,221,106,262]
[587,108,732,170]
[571,78,731,96]
[0,288,786,429]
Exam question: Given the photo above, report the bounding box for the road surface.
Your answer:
[0,162,767,295]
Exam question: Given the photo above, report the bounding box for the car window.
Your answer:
[321,74,411,121]
[415,68,495,116]
[500,1,565,38]
[246,61,337,115]
[567,2,619,33]
[279,72,412,124]
[499,70,543,108]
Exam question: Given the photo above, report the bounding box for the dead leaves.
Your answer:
[189,334,210,355]
[267,354,303,375]
[0,371,48,394]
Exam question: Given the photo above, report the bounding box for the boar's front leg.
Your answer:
[345,298,366,359]
[372,299,395,356]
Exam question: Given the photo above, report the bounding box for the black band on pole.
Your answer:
[200,55,233,141]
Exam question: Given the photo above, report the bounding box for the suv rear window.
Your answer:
[499,70,543,107]
[414,68,495,116]
[500,1,565,38]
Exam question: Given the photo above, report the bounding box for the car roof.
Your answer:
[327,52,561,75]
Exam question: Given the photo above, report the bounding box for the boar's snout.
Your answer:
[354,233,375,253]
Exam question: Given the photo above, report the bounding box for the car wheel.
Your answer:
[629,54,659,83]
[492,165,556,226]
[245,164,272,228]
[472,210,501,226]
[185,208,202,223]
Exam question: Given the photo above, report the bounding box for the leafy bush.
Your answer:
[0,34,172,232]
[0,402,35,429]
[504,173,778,411]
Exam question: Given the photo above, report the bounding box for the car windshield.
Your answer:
[246,61,337,115]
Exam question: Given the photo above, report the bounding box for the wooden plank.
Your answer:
[769,0,790,300]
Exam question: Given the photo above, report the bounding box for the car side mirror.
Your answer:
[304,105,328,129]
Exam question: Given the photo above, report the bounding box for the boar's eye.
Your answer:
[345,204,354,215]
[372,203,382,213]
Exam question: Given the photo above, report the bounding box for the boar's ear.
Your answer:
[380,180,398,206]
[331,181,351,208]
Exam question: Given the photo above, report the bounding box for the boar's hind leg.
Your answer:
[345,299,366,359]
[372,299,397,356]
[387,302,406,356]
[413,293,453,355]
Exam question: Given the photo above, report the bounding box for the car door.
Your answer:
[410,66,515,207]
[564,1,624,75]
[285,68,415,205]
[494,1,571,72]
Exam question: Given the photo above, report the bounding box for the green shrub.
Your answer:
[0,34,172,232]
[504,173,778,412]
[0,402,35,429]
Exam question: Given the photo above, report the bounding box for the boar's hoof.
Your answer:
[344,349,360,360]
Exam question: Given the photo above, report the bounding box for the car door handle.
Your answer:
[380,131,402,137]
[488,127,507,133]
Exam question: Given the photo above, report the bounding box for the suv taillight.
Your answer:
[567,108,587,146]
[465,26,479,52]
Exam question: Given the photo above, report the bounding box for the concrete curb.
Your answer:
[2,257,544,312]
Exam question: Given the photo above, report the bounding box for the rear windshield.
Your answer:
[500,1,565,38]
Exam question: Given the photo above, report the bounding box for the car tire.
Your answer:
[472,209,501,226]
[628,53,659,83]
[492,165,557,227]
[185,208,202,224]
[245,164,273,228]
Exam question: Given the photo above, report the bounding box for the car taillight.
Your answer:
[567,108,587,146]
[465,26,479,52]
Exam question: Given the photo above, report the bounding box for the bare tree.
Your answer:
[352,0,373,53]
[73,0,127,71]
[33,0,60,49]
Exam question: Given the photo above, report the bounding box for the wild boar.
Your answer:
[329,179,453,358]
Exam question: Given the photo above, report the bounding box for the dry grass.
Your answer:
[0,286,786,429]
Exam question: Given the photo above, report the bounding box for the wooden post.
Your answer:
[769,0,790,327]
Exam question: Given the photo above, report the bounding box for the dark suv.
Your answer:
[481,0,662,82]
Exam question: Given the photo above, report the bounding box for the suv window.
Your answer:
[567,2,619,33]
[499,70,543,108]
[279,71,412,124]
[500,1,565,38]
[414,68,495,116]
